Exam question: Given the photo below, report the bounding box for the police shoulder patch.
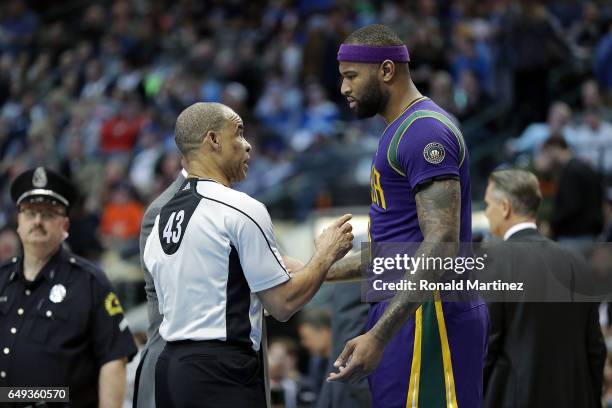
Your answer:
[104,292,124,316]
[423,142,445,164]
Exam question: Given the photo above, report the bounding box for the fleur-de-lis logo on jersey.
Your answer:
[423,142,445,164]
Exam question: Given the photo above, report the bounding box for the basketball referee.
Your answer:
[144,102,354,408]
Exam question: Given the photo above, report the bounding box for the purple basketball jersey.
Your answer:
[365,97,488,408]
[368,97,471,244]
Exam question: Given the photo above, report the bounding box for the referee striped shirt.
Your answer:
[143,178,290,351]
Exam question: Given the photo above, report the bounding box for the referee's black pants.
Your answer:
[155,340,266,408]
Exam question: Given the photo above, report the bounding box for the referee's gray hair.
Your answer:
[175,102,230,158]
[489,169,542,217]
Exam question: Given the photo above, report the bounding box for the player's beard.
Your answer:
[355,75,389,119]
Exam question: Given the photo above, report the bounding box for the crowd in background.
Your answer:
[1,0,612,406]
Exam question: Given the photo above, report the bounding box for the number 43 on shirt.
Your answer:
[163,210,185,244]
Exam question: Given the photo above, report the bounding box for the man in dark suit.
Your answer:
[133,169,186,408]
[482,169,606,408]
[316,282,371,408]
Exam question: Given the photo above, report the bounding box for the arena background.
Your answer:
[0,0,611,406]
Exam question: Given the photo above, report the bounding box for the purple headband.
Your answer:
[337,44,410,63]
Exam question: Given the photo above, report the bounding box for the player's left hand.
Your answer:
[327,332,384,384]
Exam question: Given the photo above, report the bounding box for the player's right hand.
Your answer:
[315,214,354,264]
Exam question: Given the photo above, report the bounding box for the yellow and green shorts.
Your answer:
[365,295,489,408]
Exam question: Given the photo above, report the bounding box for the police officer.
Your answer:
[0,167,137,407]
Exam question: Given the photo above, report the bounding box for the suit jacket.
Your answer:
[316,282,371,408]
[551,158,604,238]
[483,228,606,408]
[134,173,186,408]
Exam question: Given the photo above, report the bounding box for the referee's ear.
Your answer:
[207,130,221,151]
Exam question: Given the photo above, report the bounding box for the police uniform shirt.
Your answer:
[144,178,291,350]
[0,247,137,407]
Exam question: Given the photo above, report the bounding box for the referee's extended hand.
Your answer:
[314,214,354,264]
[326,331,384,384]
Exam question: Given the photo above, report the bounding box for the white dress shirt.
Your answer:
[503,222,537,241]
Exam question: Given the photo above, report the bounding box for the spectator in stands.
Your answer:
[59,133,105,211]
[100,182,144,244]
[301,15,347,101]
[500,2,569,127]
[451,23,492,93]
[81,59,110,100]
[1,0,38,56]
[407,18,446,92]
[297,309,332,404]
[429,71,458,119]
[255,75,302,139]
[151,150,182,197]
[221,82,250,119]
[269,337,313,408]
[572,107,612,175]
[129,124,164,198]
[0,54,11,108]
[595,18,612,91]
[535,136,604,251]
[567,2,603,60]
[508,101,576,157]
[0,226,19,262]
[65,196,104,262]
[0,116,23,163]
[454,69,491,121]
[578,79,612,123]
[294,81,340,151]
[99,95,145,155]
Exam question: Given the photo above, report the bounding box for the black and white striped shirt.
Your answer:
[143,178,290,350]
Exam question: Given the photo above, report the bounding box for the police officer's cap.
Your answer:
[10,167,77,209]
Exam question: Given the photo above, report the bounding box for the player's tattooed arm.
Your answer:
[326,252,364,282]
[328,179,461,383]
[370,178,460,342]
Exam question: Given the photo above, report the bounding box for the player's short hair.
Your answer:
[175,102,229,158]
[343,24,404,47]
[489,169,542,217]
